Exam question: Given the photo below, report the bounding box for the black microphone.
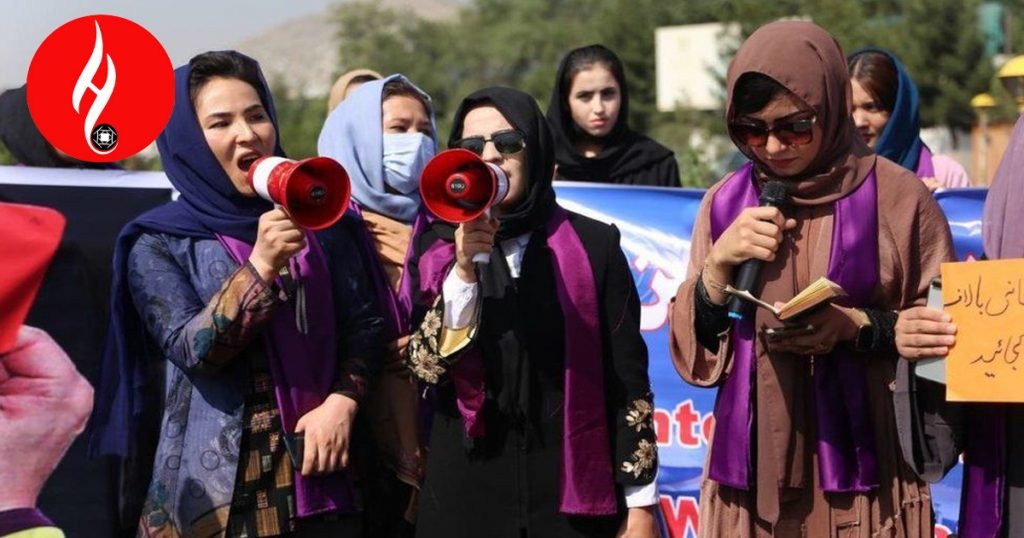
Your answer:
[727,180,789,320]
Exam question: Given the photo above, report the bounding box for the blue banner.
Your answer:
[554,182,984,538]
[0,165,982,537]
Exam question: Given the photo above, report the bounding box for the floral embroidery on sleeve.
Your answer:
[620,439,657,480]
[624,397,653,433]
[406,298,447,384]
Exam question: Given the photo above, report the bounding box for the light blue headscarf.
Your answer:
[318,74,436,222]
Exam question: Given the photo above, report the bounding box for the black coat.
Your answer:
[410,212,656,538]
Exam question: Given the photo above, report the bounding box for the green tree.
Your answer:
[270,77,331,159]
[716,0,994,130]
[332,0,720,184]
[873,0,993,130]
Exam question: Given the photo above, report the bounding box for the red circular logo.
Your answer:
[27,15,174,162]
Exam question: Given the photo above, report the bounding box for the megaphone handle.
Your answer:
[271,202,309,334]
[292,260,308,335]
[471,209,493,264]
[273,204,295,280]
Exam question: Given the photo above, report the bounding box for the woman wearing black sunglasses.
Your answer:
[404,87,659,537]
[546,44,680,187]
[668,21,954,537]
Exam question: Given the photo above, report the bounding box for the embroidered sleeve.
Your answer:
[620,438,658,481]
[600,224,659,486]
[617,392,658,483]
[128,235,281,377]
[405,289,480,384]
[406,297,447,384]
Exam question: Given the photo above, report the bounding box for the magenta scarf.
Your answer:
[707,162,880,492]
[916,145,935,178]
[218,232,356,517]
[414,206,618,515]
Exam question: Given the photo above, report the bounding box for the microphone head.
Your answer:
[759,181,788,206]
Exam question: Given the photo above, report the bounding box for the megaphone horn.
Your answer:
[419,149,510,264]
[247,156,351,231]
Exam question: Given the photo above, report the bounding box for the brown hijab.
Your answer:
[722,21,881,521]
[725,21,875,205]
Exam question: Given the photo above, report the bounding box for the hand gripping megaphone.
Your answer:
[419,148,510,263]
[247,156,351,230]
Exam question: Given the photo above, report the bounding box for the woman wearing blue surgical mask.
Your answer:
[318,74,436,538]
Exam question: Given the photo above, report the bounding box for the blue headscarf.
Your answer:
[89,51,286,457]
[317,74,435,223]
[848,48,925,171]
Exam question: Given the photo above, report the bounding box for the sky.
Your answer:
[1,0,339,91]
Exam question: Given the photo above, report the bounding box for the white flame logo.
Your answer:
[73,21,116,155]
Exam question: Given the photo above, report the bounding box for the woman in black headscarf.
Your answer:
[403,87,658,537]
[546,45,679,187]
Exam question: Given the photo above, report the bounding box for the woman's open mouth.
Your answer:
[237,153,261,172]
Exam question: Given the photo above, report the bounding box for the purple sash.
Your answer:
[0,508,54,536]
[708,162,880,492]
[916,146,935,178]
[960,405,1006,537]
[218,232,356,517]
[414,207,617,515]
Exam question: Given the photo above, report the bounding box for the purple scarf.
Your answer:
[916,146,935,178]
[218,232,356,517]
[414,206,617,515]
[708,162,880,492]
[0,508,54,536]
[959,406,1005,538]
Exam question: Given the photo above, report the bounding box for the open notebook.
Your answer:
[726,276,847,321]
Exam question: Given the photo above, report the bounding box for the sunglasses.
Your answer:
[450,129,526,156]
[730,116,816,148]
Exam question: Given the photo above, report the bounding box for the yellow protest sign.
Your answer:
[942,259,1024,402]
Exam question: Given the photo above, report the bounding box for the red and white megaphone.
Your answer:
[419,148,510,263]
[247,156,351,231]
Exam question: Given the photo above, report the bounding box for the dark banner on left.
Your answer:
[0,166,172,537]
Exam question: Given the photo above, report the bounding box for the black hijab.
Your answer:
[546,44,674,184]
[0,85,114,168]
[412,87,560,424]
[446,86,558,241]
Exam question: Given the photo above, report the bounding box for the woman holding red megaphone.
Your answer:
[405,87,658,538]
[318,74,437,537]
[90,51,382,537]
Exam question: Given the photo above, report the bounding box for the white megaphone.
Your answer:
[419,148,510,263]
[246,156,351,230]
